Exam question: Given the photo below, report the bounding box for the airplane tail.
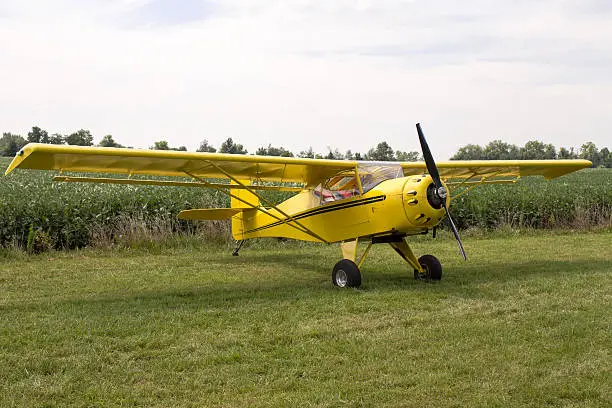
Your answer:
[230,181,259,240]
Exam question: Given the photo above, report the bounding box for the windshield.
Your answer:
[358,163,404,193]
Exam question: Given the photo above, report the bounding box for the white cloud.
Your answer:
[0,0,610,158]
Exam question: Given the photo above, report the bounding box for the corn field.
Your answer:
[1,158,610,251]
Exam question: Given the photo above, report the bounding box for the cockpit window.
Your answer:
[358,163,404,194]
[313,164,404,204]
[314,171,360,203]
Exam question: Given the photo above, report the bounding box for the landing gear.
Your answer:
[332,259,362,288]
[232,240,244,256]
[413,254,442,281]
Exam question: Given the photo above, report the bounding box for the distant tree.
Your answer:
[599,147,611,168]
[196,139,216,153]
[451,144,484,160]
[344,150,355,160]
[219,138,247,154]
[395,150,420,161]
[325,147,344,160]
[520,140,556,159]
[255,144,294,157]
[298,147,315,158]
[65,129,94,146]
[98,135,123,148]
[151,140,170,150]
[0,133,27,156]
[579,142,600,167]
[483,140,520,160]
[366,141,395,161]
[558,147,577,159]
[48,133,64,144]
[149,140,186,151]
[27,126,49,143]
[354,152,363,161]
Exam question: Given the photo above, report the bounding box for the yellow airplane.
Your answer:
[5,124,591,287]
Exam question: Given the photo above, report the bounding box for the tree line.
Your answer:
[1,126,610,167]
[451,140,611,168]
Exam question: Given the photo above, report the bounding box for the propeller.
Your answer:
[416,123,467,260]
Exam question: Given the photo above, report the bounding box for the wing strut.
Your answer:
[53,175,303,192]
[183,171,329,244]
[198,161,331,244]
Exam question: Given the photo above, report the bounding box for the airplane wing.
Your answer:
[5,144,591,188]
[5,143,356,187]
[400,160,592,180]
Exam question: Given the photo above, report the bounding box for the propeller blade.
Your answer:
[444,205,467,260]
[416,123,442,188]
[416,122,466,260]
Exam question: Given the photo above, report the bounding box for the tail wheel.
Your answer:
[414,254,442,281]
[332,259,362,288]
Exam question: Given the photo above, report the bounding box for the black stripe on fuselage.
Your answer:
[244,195,386,234]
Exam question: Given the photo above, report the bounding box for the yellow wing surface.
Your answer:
[401,160,591,180]
[5,143,591,185]
[4,143,353,187]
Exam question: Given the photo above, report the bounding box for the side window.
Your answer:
[312,164,403,204]
[313,174,359,204]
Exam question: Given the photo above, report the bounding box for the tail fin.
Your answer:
[230,180,259,240]
[230,180,260,209]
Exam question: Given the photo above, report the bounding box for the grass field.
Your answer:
[1,231,610,407]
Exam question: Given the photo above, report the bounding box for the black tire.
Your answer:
[332,259,362,288]
[413,254,442,281]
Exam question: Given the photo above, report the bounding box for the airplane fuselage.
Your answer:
[232,174,449,243]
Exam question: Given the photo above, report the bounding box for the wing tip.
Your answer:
[4,149,27,176]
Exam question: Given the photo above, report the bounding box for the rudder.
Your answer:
[230,180,259,240]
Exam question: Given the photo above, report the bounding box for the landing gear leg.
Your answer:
[332,239,372,288]
[232,240,245,256]
[389,237,443,281]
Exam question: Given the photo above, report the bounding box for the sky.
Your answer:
[0,0,611,159]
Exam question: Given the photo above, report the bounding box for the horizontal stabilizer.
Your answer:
[178,208,244,221]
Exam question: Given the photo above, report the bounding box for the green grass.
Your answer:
[1,231,610,407]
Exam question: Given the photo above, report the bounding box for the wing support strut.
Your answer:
[183,170,329,244]
[53,176,303,192]
[445,169,512,202]
[200,161,330,244]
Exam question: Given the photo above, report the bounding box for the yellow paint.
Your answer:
[389,238,423,272]
[340,240,358,262]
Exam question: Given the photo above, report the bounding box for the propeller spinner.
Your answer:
[416,123,467,260]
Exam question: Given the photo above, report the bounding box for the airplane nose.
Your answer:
[402,175,446,228]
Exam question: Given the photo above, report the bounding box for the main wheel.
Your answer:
[332,259,362,288]
[414,254,442,281]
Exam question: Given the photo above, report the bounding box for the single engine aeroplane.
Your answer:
[4,124,591,287]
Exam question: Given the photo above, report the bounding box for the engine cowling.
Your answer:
[402,174,449,229]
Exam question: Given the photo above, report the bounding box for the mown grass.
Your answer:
[1,231,610,407]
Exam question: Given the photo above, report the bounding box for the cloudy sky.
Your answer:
[1,0,610,159]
